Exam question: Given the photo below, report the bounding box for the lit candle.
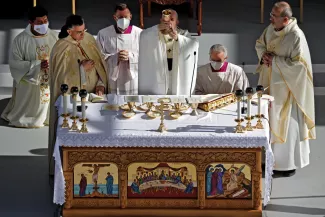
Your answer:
[235,90,243,120]
[60,84,69,114]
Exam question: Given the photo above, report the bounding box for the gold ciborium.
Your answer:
[146,102,161,119]
[170,103,183,119]
[122,102,136,119]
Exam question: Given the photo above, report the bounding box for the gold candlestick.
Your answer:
[157,98,170,132]
[79,89,89,133]
[255,85,264,129]
[69,87,79,131]
[79,118,88,133]
[60,84,70,128]
[245,87,254,131]
[235,118,245,133]
[61,113,70,128]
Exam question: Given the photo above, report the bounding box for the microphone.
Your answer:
[189,51,197,97]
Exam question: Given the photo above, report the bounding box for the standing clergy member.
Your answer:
[255,1,315,176]
[48,15,108,175]
[96,3,142,95]
[195,44,249,95]
[138,9,199,95]
[1,6,58,128]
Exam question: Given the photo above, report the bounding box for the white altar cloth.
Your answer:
[53,95,274,207]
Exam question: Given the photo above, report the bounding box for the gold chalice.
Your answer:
[146,102,161,119]
[127,102,136,113]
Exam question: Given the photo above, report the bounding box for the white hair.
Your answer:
[209,44,228,57]
[274,2,292,18]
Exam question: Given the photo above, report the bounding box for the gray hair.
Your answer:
[274,1,293,18]
[209,44,228,57]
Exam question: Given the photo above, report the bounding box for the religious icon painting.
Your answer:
[127,162,197,198]
[205,163,252,199]
[73,162,119,198]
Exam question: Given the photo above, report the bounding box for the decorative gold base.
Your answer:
[255,114,264,129]
[158,123,167,132]
[234,118,245,133]
[146,111,161,119]
[79,118,89,133]
[169,111,182,119]
[69,116,79,131]
[245,116,254,131]
[61,113,70,128]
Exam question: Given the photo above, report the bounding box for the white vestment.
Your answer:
[96,25,142,95]
[138,25,199,95]
[1,25,58,127]
[195,62,249,95]
[255,18,315,170]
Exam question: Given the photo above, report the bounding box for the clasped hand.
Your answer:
[262,52,274,67]
[158,23,178,40]
[118,50,129,61]
[80,59,95,71]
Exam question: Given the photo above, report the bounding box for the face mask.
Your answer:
[33,23,49,35]
[210,61,223,70]
[117,18,130,30]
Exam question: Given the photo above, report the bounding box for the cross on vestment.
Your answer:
[168,49,172,53]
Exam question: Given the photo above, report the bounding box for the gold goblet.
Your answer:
[170,103,182,119]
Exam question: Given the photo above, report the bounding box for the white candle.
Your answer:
[63,94,68,114]
[247,97,251,117]
[72,95,77,117]
[258,95,261,115]
[237,99,241,120]
[81,98,86,119]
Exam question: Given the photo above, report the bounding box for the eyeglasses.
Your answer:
[270,12,283,18]
[70,28,87,35]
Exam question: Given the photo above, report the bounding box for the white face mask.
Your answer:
[117,18,130,30]
[210,61,223,70]
[33,22,49,35]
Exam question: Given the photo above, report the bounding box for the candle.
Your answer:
[258,96,261,115]
[256,85,264,116]
[63,94,68,114]
[235,90,243,120]
[81,98,86,119]
[72,95,77,117]
[245,87,254,118]
[237,99,241,120]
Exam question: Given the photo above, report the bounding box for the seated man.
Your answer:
[195,44,249,95]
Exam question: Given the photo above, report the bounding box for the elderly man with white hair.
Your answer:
[195,44,249,95]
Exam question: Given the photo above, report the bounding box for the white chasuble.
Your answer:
[255,18,315,170]
[195,63,249,95]
[138,25,199,95]
[96,25,142,95]
[1,25,58,128]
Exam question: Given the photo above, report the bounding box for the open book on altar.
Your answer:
[88,93,108,103]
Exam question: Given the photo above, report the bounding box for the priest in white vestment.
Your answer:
[96,3,142,95]
[1,6,58,128]
[195,44,249,95]
[138,9,199,95]
[255,1,315,177]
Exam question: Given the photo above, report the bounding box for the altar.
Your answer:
[53,95,274,217]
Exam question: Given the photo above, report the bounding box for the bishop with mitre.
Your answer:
[48,15,108,175]
[138,9,199,95]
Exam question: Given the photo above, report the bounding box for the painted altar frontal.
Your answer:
[73,161,251,200]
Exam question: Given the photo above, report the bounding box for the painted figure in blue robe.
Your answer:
[215,164,226,195]
[131,179,141,193]
[205,165,213,196]
[79,174,87,196]
[184,179,194,193]
[105,172,114,195]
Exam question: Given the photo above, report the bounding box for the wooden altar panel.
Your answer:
[62,147,262,217]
